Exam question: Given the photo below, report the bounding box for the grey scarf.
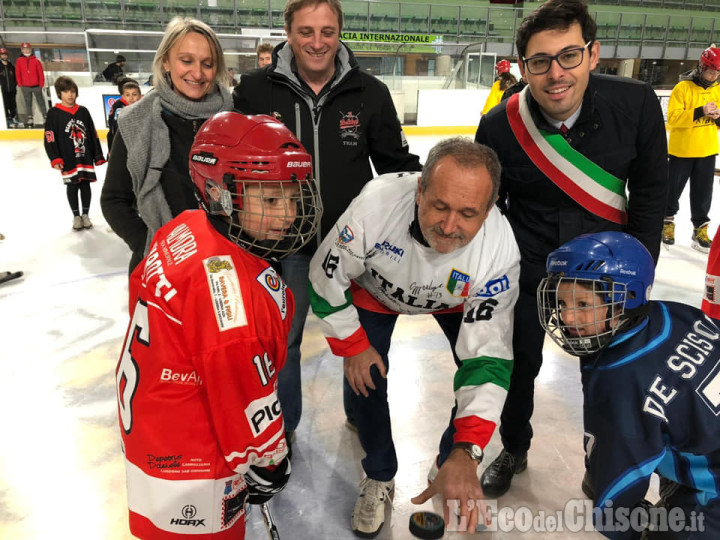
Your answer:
[117,77,233,254]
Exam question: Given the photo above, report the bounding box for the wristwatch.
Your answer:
[452,442,484,464]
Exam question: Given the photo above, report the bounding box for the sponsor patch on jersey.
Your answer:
[221,477,247,528]
[256,267,288,320]
[338,225,354,244]
[374,240,405,262]
[447,269,470,297]
[160,367,202,385]
[169,504,206,528]
[245,392,282,437]
[476,275,510,297]
[204,256,247,331]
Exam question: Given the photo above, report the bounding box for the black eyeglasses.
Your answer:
[522,42,592,75]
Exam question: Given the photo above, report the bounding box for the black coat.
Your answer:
[475,73,668,292]
[101,111,205,271]
[0,60,16,94]
[233,42,422,253]
[102,63,124,84]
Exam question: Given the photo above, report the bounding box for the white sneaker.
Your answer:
[81,214,93,229]
[351,477,394,538]
[72,216,83,231]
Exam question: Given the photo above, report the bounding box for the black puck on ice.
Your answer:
[409,511,445,539]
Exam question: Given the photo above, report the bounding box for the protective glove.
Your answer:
[245,458,291,505]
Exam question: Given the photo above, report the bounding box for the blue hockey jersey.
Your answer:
[582,300,720,539]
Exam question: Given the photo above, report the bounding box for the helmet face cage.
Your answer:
[189,112,323,261]
[537,276,627,357]
[211,175,321,261]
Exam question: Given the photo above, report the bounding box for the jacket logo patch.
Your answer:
[447,269,470,297]
[204,255,247,331]
[339,110,361,145]
[256,267,288,320]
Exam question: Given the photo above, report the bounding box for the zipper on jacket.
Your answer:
[309,102,323,247]
[294,102,301,140]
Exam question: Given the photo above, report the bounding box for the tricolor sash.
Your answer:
[506,86,628,225]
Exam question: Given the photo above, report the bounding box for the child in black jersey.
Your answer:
[43,76,106,230]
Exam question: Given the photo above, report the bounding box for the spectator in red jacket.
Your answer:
[15,42,47,128]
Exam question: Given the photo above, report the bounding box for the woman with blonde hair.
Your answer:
[101,17,233,272]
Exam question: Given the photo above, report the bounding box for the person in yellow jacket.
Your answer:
[664,46,720,252]
[482,59,517,115]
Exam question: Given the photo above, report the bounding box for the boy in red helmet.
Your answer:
[116,112,321,539]
[663,45,720,253]
[482,59,518,115]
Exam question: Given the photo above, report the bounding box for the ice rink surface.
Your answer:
[1,132,718,539]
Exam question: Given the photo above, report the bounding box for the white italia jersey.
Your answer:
[309,172,520,447]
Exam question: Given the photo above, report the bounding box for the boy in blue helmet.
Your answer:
[538,231,720,539]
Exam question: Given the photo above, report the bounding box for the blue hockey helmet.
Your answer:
[537,232,654,356]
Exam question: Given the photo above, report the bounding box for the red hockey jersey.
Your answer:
[116,210,294,539]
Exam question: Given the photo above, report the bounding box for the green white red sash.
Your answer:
[506,86,628,225]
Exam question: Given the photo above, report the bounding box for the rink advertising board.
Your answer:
[102,94,121,128]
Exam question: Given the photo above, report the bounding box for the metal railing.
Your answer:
[1,0,719,61]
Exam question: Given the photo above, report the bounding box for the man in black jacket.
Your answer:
[233,0,421,458]
[475,0,668,498]
[0,47,18,127]
[102,54,126,84]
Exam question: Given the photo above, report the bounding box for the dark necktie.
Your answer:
[560,123,569,136]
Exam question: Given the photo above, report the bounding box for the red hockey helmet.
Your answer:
[0,48,7,54]
[20,42,31,49]
[700,46,720,71]
[189,112,322,260]
[496,59,511,74]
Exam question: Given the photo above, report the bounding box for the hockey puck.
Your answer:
[409,511,444,539]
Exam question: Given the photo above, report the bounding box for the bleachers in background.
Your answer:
[1,0,720,54]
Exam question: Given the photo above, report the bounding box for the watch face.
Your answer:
[454,442,483,462]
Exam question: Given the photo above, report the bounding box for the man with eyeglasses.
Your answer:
[474,0,668,498]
